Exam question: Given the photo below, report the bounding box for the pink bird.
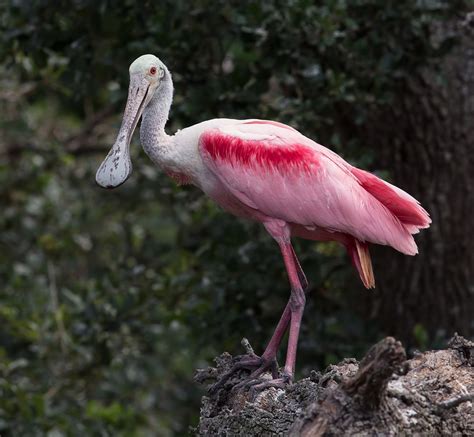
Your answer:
[96,55,431,390]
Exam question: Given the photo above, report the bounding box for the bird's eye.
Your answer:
[149,67,157,75]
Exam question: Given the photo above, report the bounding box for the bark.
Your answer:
[361,13,474,341]
[194,335,474,436]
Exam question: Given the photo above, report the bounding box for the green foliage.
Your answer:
[413,323,429,350]
[0,1,464,435]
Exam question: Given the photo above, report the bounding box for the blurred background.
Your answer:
[1,1,473,435]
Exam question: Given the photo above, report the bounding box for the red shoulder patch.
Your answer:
[201,130,318,174]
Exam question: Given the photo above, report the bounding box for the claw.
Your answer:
[252,370,292,393]
[215,356,280,395]
[250,375,292,394]
[234,368,292,396]
[231,376,265,394]
[208,343,282,396]
[208,354,264,396]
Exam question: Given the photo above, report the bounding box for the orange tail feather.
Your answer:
[348,239,375,289]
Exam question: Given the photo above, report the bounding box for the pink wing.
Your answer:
[199,120,430,255]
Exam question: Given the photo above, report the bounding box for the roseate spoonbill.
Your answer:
[96,54,430,390]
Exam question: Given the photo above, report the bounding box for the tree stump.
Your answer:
[194,334,474,436]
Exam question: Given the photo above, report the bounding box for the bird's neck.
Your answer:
[140,70,174,163]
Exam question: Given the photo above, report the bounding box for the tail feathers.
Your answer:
[348,239,375,289]
[351,167,431,233]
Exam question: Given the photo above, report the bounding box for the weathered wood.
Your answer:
[341,337,407,410]
[194,335,474,436]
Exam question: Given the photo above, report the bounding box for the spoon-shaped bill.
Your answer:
[96,75,149,189]
[95,139,132,189]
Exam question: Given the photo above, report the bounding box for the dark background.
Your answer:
[0,1,472,435]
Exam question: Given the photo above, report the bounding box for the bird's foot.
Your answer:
[231,369,293,395]
[208,339,278,396]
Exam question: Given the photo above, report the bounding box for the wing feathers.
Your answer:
[199,122,428,256]
[350,167,431,231]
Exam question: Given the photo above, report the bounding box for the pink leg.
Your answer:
[278,240,306,378]
[290,244,308,290]
[261,303,290,362]
[261,244,308,363]
[209,225,307,394]
[231,239,306,393]
[209,298,292,394]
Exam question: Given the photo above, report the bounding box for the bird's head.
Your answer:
[95,54,167,188]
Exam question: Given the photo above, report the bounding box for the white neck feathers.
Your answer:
[140,69,174,160]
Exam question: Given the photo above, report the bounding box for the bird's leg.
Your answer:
[290,244,308,291]
[209,230,308,395]
[258,240,306,389]
[257,243,308,368]
[259,302,291,377]
[231,239,307,393]
[234,243,309,379]
[208,303,288,395]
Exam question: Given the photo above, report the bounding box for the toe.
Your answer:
[208,354,265,395]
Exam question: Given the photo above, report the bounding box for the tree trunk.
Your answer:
[194,335,474,436]
[362,15,474,343]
